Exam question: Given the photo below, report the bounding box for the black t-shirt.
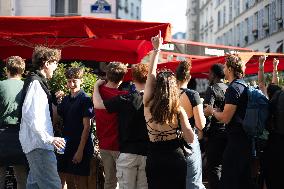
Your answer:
[225,79,248,133]
[104,91,149,156]
[180,88,201,126]
[57,90,94,156]
[204,83,228,136]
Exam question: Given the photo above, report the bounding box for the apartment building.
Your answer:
[187,0,284,53]
[0,0,141,20]
[186,0,200,41]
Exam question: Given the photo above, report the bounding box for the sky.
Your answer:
[141,0,187,35]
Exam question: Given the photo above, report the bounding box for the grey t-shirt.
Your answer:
[0,79,24,126]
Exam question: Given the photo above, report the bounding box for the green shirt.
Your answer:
[0,79,24,126]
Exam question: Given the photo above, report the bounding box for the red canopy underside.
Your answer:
[0,16,171,63]
[0,38,153,63]
[124,54,284,81]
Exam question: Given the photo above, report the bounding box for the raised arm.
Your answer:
[92,79,106,109]
[258,55,267,96]
[143,31,163,106]
[272,58,279,85]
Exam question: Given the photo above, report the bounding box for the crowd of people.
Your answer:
[0,33,283,189]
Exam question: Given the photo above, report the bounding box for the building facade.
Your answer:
[0,0,141,20]
[187,0,284,53]
[186,0,200,41]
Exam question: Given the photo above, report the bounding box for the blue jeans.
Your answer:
[25,149,61,189]
[186,134,205,189]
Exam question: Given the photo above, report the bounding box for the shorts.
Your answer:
[57,153,92,176]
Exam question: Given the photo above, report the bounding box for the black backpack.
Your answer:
[270,89,284,135]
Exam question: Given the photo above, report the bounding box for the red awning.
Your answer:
[123,52,284,80]
[0,16,171,63]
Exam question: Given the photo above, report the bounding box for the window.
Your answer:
[235,0,240,17]
[218,11,221,28]
[276,0,283,20]
[136,6,140,20]
[118,0,122,9]
[244,18,249,44]
[125,0,129,13]
[263,5,269,27]
[54,0,79,16]
[223,6,226,25]
[55,0,65,15]
[229,0,233,21]
[130,3,134,17]
[69,0,78,15]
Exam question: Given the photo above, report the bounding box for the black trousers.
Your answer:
[146,139,186,189]
[220,132,253,189]
[205,134,227,189]
[263,133,284,189]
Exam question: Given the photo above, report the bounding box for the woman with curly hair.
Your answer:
[176,60,206,189]
[143,32,194,189]
[204,54,253,189]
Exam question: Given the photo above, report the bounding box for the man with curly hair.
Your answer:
[20,46,65,189]
[93,62,128,189]
[93,63,149,189]
[204,54,253,189]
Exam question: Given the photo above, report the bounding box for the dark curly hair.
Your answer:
[149,70,180,124]
[176,60,192,82]
[32,46,61,69]
[225,54,245,79]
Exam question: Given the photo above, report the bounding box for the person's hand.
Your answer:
[52,137,66,151]
[273,58,279,70]
[204,104,214,116]
[72,150,83,164]
[151,30,163,51]
[259,55,267,67]
[55,90,65,103]
[94,79,106,88]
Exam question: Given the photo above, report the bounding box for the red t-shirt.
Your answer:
[95,85,127,151]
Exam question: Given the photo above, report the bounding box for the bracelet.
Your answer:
[153,48,161,52]
[259,65,264,70]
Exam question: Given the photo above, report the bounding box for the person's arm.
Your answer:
[92,79,106,109]
[204,85,238,124]
[73,117,92,164]
[272,58,279,85]
[205,104,237,124]
[193,104,206,131]
[143,31,163,106]
[21,81,65,150]
[179,107,194,143]
[258,55,267,96]
[73,96,94,164]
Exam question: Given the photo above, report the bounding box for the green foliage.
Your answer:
[0,67,7,81]
[49,61,97,97]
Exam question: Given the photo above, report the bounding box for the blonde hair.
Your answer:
[6,56,25,76]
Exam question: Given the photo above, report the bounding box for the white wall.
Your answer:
[15,0,50,16]
[0,0,12,15]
